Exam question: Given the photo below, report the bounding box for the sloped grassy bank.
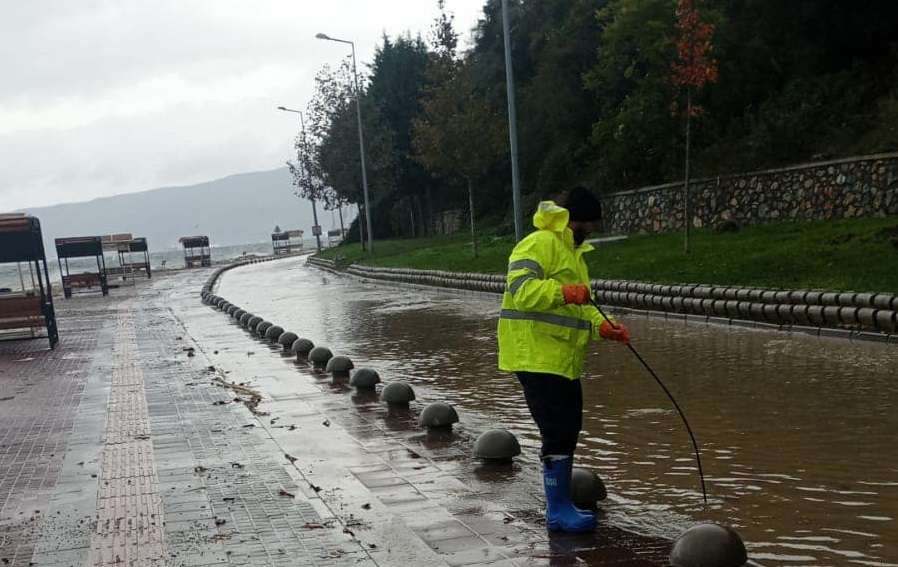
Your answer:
[317,217,898,294]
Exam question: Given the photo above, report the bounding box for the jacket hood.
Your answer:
[532,201,569,232]
[531,200,595,253]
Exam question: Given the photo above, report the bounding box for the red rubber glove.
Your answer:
[599,320,631,344]
[561,284,591,305]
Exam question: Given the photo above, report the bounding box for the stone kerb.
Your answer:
[305,259,896,342]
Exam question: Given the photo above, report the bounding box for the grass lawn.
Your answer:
[317,216,898,294]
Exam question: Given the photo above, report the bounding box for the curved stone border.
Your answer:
[305,257,897,344]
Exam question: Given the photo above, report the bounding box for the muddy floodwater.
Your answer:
[216,256,898,567]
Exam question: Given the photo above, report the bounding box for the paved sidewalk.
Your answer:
[1,267,671,566]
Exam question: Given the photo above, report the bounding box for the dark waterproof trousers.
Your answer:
[516,371,583,458]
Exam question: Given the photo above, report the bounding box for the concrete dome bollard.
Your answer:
[419,402,459,429]
[381,381,415,410]
[247,316,263,331]
[670,523,748,567]
[308,346,333,369]
[278,331,299,352]
[233,309,246,320]
[473,429,521,462]
[325,355,354,378]
[265,325,284,342]
[350,368,381,389]
[239,312,254,326]
[256,321,273,338]
[571,467,607,511]
[226,305,239,316]
[292,338,314,359]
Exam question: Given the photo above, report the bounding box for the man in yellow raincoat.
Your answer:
[497,186,630,533]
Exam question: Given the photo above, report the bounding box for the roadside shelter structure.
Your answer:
[327,229,346,247]
[101,233,151,283]
[0,214,59,348]
[271,229,303,255]
[55,236,109,298]
[179,235,211,268]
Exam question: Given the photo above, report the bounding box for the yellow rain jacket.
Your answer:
[497,201,609,379]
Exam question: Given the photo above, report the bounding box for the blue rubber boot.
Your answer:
[543,456,597,533]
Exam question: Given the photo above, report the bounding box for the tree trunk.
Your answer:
[358,203,365,252]
[467,177,478,259]
[425,186,434,237]
[683,88,692,254]
[408,202,416,238]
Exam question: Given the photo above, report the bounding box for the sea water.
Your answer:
[0,240,320,293]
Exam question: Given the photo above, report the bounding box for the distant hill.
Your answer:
[15,169,333,253]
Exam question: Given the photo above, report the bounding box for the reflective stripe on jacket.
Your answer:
[497,201,608,380]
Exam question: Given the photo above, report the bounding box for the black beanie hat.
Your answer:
[564,186,603,222]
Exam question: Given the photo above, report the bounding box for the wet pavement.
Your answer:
[214,256,898,567]
[1,262,673,566]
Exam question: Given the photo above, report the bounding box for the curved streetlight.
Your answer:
[277,105,322,252]
[316,32,373,255]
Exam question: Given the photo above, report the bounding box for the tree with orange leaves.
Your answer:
[671,0,718,253]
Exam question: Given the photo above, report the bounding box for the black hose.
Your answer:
[591,296,709,504]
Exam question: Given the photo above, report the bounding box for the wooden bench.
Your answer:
[0,295,44,335]
[62,272,108,298]
[184,255,211,268]
[122,261,151,278]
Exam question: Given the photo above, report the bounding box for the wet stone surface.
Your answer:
[1,264,673,566]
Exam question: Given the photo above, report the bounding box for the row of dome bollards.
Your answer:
[200,273,748,567]
[306,258,898,338]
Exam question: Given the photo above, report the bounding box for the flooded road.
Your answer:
[217,256,898,567]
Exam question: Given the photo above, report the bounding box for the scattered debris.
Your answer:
[343,527,355,537]
[278,490,295,499]
[242,424,255,428]
[285,454,297,463]
[213,350,219,355]
[322,419,331,427]
[302,522,326,530]
[214,518,227,526]
[361,503,371,510]
[246,351,255,357]
[309,482,321,493]
[194,466,208,474]
[229,462,244,469]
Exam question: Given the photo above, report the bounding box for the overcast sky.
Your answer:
[0,0,489,212]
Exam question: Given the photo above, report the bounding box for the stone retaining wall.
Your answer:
[602,152,898,234]
[306,258,897,344]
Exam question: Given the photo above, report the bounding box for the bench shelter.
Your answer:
[55,236,109,298]
[271,229,303,255]
[327,228,346,247]
[0,214,59,349]
[102,233,152,283]
[179,235,211,268]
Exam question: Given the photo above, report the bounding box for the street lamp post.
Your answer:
[501,0,524,242]
[316,32,373,255]
[277,106,322,252]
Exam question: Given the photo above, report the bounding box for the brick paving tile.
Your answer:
[1,267,674,567]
